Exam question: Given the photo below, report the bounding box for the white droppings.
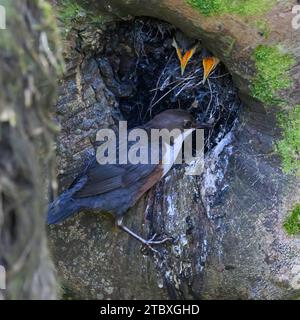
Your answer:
[164,174,171,183]
[211,131,233,161]
[202,129,234,218]
[104,286,114,295]
[157,278,164,289]
[290,265,300,289]
[179,234,188,246]
[166,194,176,217]
[165,270,172,281]
[199,239,209,272]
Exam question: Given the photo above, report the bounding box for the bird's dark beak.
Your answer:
[193,120,213,129]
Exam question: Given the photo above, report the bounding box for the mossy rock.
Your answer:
[284,204,300,236]
[187,0,276,16]
[49,0,300,300]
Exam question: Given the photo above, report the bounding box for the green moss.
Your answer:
[276,106,300,175]
[222,36,236,57]
[56,0,87,25]
[0,0,18,52]
[38,0,64,74]
[55,0,113,40]
[283,204,300,236]
[56,0,109,28]
[250,45,295,105]
[254,20,271,38]
[187,0,275,16]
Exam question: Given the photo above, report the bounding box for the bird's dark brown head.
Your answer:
[144,109,210,131]
[174,31,198,51]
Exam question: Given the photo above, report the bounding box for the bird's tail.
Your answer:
[47,196,79,225]
[47,176,87,225]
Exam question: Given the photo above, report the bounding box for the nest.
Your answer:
[98,17,241,151]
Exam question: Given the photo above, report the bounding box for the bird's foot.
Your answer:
[116,218,172,253]
[142,234,173,254]
[146,233,173,245]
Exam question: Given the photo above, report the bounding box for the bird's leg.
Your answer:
[116,218,172,251]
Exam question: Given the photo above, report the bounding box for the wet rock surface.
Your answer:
[49,3,300,300]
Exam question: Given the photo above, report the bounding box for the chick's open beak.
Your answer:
[173,38,197,76]
[202,56,220,83]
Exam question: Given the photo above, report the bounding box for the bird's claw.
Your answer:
[141,234,173,254]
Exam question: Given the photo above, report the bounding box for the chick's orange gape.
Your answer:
[202,56,220,83]
[173,38,220,82]
[172,38,197,75]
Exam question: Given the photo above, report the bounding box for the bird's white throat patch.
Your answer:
[162,128,194,176]
[95,123,204,175]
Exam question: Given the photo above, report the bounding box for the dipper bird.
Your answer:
[47,109,211,248]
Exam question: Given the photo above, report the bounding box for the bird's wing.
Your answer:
[73,138,160,198]
[73,162,158,198]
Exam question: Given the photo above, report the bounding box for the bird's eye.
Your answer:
[183,120,192,128]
